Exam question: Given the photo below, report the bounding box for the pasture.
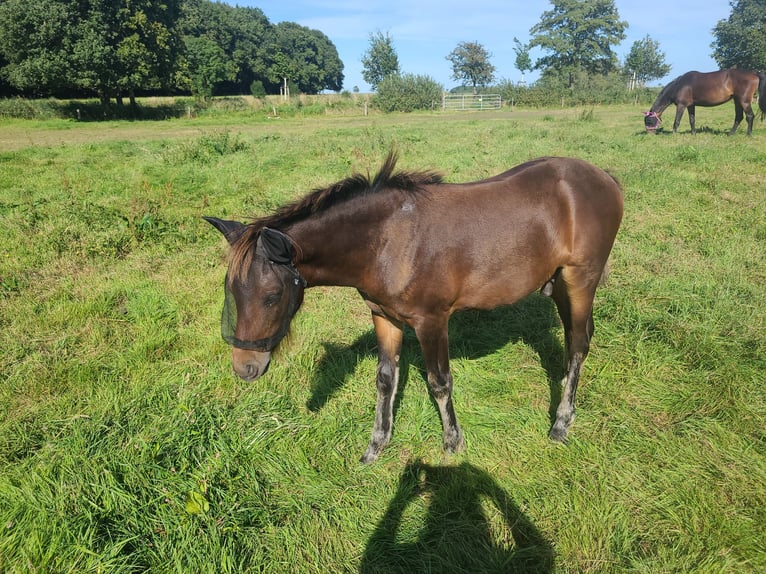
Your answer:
[1,102,765,573]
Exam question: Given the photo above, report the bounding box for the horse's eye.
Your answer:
[263,292,283,307]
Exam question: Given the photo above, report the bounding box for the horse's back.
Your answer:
[381,157,623,311]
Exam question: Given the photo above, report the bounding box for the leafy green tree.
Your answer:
[182,36,236,98]
[513,37,533,83]
[0,0,74,95]
[114,0,183,103]
[446,41,496,93]
[179,0,274,95]
[267,22,343,94]
[711,0,766,71]
[0,0,182,103]
[625,35,671,86]
[529,0,626,87]
[361,31,400,90]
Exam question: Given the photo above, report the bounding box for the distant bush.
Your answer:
[374,74,443,112]
[250,81,267,98]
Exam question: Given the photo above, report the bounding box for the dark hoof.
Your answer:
[444,432,466,455]
[360,446,381,464]
[548,426,569,443]
[360,451,378,464]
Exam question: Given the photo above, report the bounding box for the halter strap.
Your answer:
[644,111,662,130]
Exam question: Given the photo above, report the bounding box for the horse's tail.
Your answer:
[758,72,766,120]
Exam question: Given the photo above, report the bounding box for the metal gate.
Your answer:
[441,93,501,111]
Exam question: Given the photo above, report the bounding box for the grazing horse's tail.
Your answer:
[758,73,766,120]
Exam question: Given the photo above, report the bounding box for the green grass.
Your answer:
[1,102,765,573]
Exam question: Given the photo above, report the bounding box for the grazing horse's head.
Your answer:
[644,111,661,131]
[204,217,305,381]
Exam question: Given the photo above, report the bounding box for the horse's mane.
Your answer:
[229,151,443,275]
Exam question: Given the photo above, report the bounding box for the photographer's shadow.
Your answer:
[360,461,554,573]
[307,294,566,425]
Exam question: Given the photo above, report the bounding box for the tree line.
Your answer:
[363,0,765,104]
[0,0,344,102]
[1,0,763,106]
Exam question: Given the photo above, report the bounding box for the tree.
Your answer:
[513,37,533,84]
[528,0,626,87]
[711,0,766,71]
[179,0,274,96]
[267,22,343,94]
[446,41,495,93]
[361,31,400,90]
[182,36,236,98]
[0,0,76,95]
[0,0,182,103]
[112,0,184,103]
[625,35,671,86]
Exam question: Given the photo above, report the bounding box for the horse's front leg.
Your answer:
[673,104,686,134]
[361,312,404,463]
[414,317,465,455]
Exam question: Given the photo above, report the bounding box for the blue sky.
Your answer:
[241,1,732,92]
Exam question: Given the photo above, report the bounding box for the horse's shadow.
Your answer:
[359,460,554,573]
[307,294,566,426]
[641,125,733,136]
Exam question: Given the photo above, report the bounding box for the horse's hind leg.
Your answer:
[735,101,755,136]
[361,313,404,463]
[687,105,696,134]
[674,104,687,133]
[730,101,746,135]
[548,266,599,442]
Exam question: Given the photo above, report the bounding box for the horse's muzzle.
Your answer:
[231,348,271,381]
[644,111,661,132]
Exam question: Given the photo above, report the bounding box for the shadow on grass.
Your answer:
[55,100,192,121]
[307,293,566,426]
[641,125,737,137]
[360,461,554,573]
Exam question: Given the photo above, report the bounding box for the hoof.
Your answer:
[548,426,569,443]
[360,441,385,464]
[360,449,379,464]
[444,431,466,455]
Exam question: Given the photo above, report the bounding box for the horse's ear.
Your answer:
[203,216,246,246]
[257,228,294,265]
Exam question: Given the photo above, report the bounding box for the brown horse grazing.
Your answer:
[644,69,766,135]
[205,152,624,463]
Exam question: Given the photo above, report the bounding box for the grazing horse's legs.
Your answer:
[414,317,465,455]
[548,266,599,442]
[361,313,404,463]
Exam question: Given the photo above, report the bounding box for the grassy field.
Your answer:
[1,101,765,573]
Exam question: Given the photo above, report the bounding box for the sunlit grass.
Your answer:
[1,103,765,573]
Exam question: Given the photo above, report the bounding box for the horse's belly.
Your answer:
[452,267,554,311]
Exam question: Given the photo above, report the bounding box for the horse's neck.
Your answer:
[288,211,383,288]
[650,95,671,115]
[651,85,675,114]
